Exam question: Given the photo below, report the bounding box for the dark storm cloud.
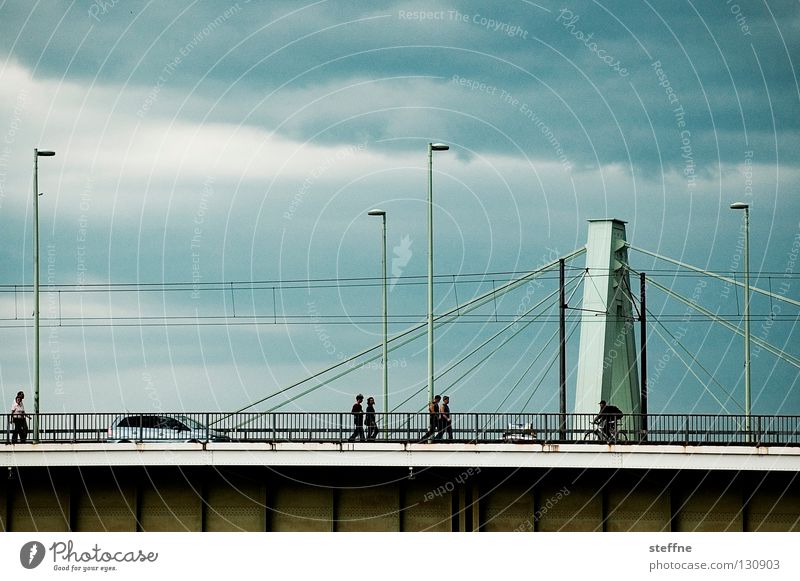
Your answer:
[3,1,797,174]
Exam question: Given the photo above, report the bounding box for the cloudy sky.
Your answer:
[0,0,798,417]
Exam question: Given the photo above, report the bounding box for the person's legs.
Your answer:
[435,419,445,440]
[20,419,28,443]
[422,417,436,441]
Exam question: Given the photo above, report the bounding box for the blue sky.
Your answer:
[0,0,797,416]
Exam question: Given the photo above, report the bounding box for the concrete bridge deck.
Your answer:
[3,443,799,532]
[3,442,800,471]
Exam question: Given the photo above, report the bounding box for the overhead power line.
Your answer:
[2,266,797,294]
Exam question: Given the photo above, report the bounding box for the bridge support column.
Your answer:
[0,469,8,531]
[575,219,641,419]
[3,465,800,531]
[458,480,480,532]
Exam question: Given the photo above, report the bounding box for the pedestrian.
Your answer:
[422,395,441,442]
[10,391,29,444]
[347,394,365,442]
[365,396,379,441]
[440,395,453,440]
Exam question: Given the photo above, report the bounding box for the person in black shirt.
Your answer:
[440,395,452,440]
[365,396,379,441]
[348,394,365,442]
[594,400,623,439]
[422,395,441,442]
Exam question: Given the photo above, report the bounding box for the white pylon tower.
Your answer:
[574,219,641,416]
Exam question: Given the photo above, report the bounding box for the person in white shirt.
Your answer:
[10,390,29,444]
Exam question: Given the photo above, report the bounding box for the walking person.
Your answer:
[347,394,365,442]
[365,396,379,441]
[440,395,453,440]
[10,391,29,444]
[422,395,441,442]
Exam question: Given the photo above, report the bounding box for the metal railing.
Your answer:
[6,412,800,446]
[4,412,800,446]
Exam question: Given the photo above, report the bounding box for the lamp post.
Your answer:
[33,148,55,441]
[427,143,449,405]
[367,209,388,421]
[730,202,750,435]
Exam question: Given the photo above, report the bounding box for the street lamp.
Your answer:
[427,142,449,405]
[730,202,751,435]
[367,208,388,421]
[33,148,55,441]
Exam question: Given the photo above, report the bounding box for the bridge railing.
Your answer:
[3,412,799,445]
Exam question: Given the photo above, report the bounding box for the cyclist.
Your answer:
[594,400,623,440]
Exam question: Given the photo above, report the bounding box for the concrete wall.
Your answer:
[1,466,798,532]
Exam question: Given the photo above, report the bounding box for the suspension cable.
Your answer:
[493,270,587,412]
[388,278,579,413]
[519,319,581,412]
[384,276,583,411]
[629,245,800,309]
[645,307,743,414]
[231,248,587,417]
[629,267,800,369]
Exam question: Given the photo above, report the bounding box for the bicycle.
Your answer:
[583,419,627,443]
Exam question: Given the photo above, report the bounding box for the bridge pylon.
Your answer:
[574,219,641,417]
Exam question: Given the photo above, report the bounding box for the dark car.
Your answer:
[502,422,537,442]
[106,414,230,443]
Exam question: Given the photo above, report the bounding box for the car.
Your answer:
[106,414,230,443]
[502,422,537,442]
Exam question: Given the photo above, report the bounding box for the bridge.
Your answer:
[3,436,800,532]
[3,219,798,532]
[4,414,800,531]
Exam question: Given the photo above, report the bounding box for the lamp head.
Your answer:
[367,209,386,217]
[730,202,749,210]
[36,150,56,157]
[429,143,449,151]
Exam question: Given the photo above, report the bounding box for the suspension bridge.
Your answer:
[2,218,799,532]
